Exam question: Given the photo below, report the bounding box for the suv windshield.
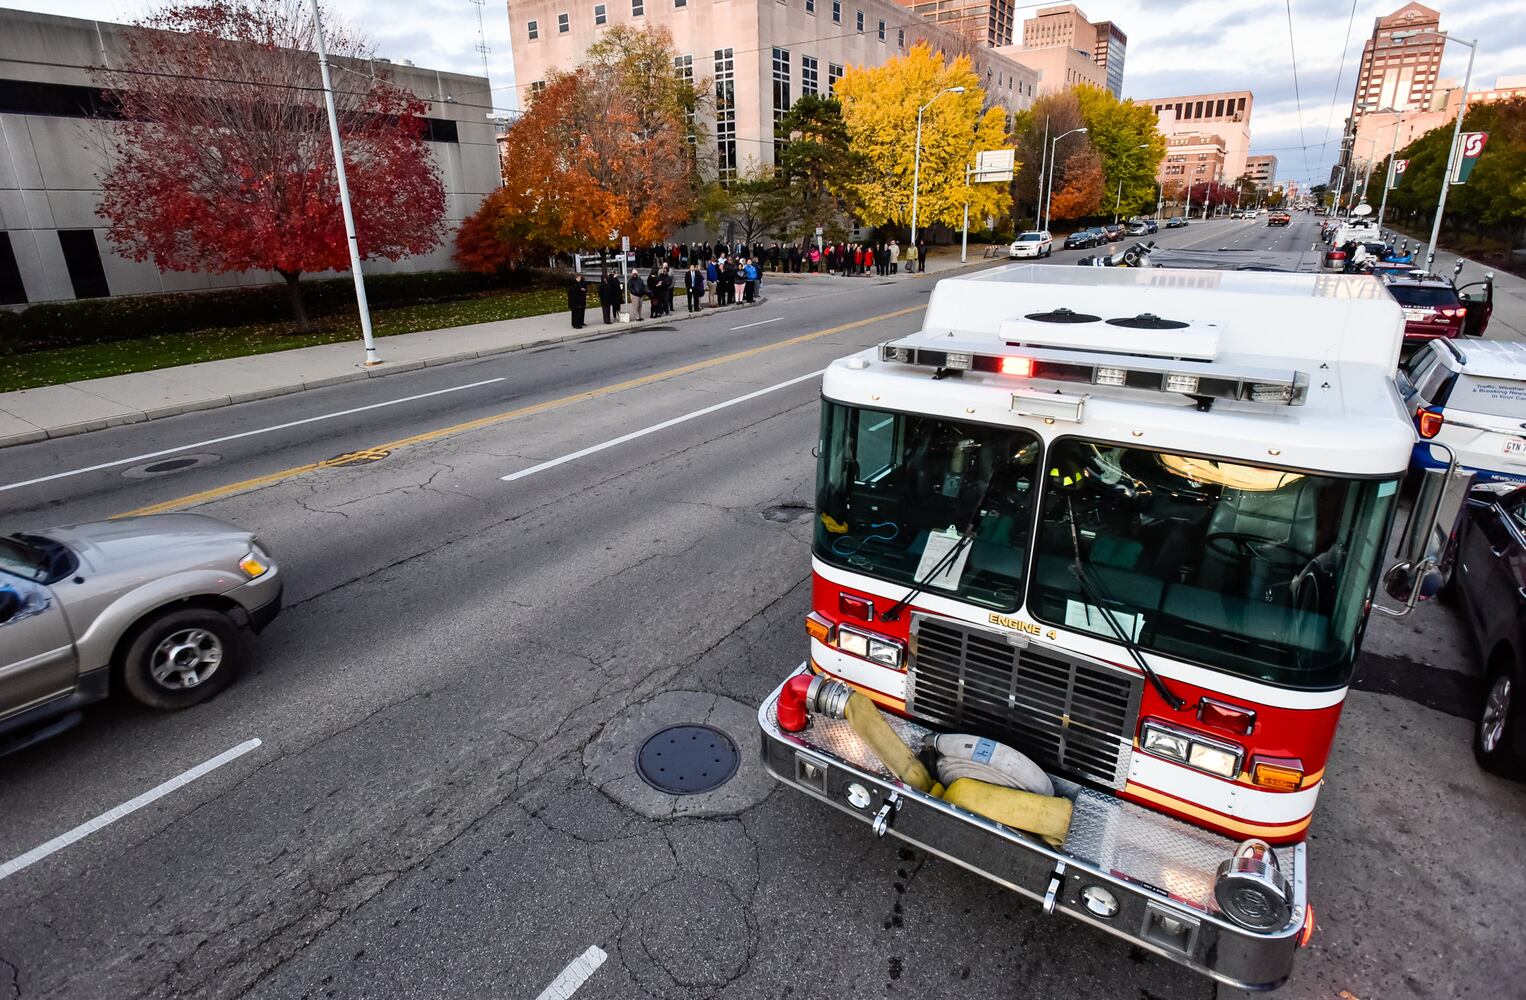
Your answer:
[1016,233,1043,242]
[816,402,1041,610]
[0,535,52,583]
[1029,439,1399,688]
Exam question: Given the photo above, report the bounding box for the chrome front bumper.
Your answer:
[759,666,1307,991]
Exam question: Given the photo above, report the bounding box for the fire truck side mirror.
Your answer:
[1382,561,1443,604]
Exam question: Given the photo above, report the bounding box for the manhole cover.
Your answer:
[635,724,739,795]
[121,453,220,479]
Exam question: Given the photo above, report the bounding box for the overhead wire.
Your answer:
[1282,0,1312,189]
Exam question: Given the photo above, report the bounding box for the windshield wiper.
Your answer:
[1064,499,1186,711]
[883,449,1001,622]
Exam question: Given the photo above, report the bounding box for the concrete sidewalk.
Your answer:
[0,297,759,449]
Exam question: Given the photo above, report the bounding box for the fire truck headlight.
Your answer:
[1187,742,1240,778]
[1141,725,1189,762]
[836,625,904,669]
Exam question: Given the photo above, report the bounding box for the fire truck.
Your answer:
[758,264,1454,989]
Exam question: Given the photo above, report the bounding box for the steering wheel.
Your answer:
[1205,532,1306,570]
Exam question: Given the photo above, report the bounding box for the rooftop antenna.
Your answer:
[467,0,491,84]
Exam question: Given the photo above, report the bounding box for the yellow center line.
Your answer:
[114,304,924,518]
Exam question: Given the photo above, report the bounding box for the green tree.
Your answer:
[1073,84,1166,219]
[776,94,863,241]
[699,162,790,246]
[1010,90,1087,226]
[833,44,1013,232]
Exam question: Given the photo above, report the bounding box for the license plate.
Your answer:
[1403,308,1432,321]
[1504,439,1526,456]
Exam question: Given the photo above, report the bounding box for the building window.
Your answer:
[594,3,606,24]
[558,12,569,32]
[530,80,546,95]
[632,0,643,15]
[856,10,863,31]
[772,47,792,166]
[675,0,686,6]
[832,0,840,22]
[878,20,885,41]
[898,28,904,48]
[58,230,109,299]
[715,48,737,181]
[801,55,818,96]
[828,63,843,93]
[806,0,814,11]
[527,19,539,39]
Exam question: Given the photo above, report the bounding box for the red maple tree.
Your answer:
[94,0,446,328]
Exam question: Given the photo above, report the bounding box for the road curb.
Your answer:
[0,298,763,450]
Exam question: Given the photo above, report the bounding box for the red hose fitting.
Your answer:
[777,673,814,732]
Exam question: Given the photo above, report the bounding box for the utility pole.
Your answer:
[1035,116,1049,230]
[309,0,380,366]
[1423,36,1477,270]
[911,87,964,254]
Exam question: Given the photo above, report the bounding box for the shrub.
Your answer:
[0,269,548,355]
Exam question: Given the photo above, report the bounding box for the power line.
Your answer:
[1323,0,1360,145]
[1283,0,1312,187]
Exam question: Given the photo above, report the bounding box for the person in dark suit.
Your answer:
[599,271,621,324]
[568,276,588,329]
[685,262,704,311]
[661,265,676,314]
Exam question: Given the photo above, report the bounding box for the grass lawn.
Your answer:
[0,285,595,393]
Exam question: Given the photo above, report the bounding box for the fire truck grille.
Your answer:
[906,615,1142,790]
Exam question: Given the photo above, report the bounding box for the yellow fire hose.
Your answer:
[812,679,1073,848]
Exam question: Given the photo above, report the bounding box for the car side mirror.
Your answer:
[1383,561,1443,604]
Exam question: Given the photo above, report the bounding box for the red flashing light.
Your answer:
[1000,356,1034,377]
[839,593,874,621]
[1197,698,1256,737]
[1417,407,1444,439]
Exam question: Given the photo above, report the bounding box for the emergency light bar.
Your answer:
[877,339,1309,407]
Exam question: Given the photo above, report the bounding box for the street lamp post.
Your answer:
[1399,32,1478,269]
[910,86,965,257]
[308,0,379,366]
[1043,127,1088,232]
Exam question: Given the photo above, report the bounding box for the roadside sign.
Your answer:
[1451,132,1489,185]
[971,148,1016,183]
[621,235,631,252]
[1389,159,1409,189]
[815,227,824,236]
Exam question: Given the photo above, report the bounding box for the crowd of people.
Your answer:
[565,237,935,329]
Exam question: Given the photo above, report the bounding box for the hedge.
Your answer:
[0,268,547,355]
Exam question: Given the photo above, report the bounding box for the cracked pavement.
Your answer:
[2,257,1525,1000]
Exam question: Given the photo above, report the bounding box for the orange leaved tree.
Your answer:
[457,26,702,272]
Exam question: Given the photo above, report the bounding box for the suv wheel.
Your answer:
[1475,657,1522,776]
[122,608,243,709]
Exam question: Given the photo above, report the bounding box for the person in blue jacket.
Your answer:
[743,258,759,303]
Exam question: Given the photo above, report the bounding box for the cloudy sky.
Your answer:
[9,0,1526,189]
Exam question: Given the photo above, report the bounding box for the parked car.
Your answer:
[1399,338,1526,489]
[1124,220,1148,236]
[1063,228,1101,250]
[1383,272,1493,350]
[0,514,282,755]
[1102,223,1125,242]
[1008,230,1053,259]
[1440,480,1526,774]
[1143,219,1159,234]
[1165,216,1188,229]
[1268,211,1291,227]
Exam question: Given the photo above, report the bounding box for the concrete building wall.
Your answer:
[894,0,1016,48]
[1019,4,1123,97]
[1157,129,1226,191]
[1141,90,1253,183]
[1245,154,1277,189]
[993,43,1102,96]
[0,9,497,305]
[507,0,1036,179]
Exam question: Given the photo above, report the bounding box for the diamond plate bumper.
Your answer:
[760,665,1307,991]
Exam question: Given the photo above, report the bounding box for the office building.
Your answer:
[1349,3,1446,124]
[507,0,1038,180]
[897,0,1016,47]
[1019,5,1126,97]
[1142,91,1253,183]
[0,9,498,305]
[993,41,1103,96]
[1157,131,1226,192]
[1244,154,1277,189]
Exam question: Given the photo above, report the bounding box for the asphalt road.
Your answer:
[2,215,1524,1000]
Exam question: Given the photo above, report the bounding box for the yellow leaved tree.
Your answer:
[832,44,1013,231]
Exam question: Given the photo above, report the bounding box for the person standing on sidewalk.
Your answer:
[889,240,901,274]
[567,275,588,329]
[685,262,704,312]
[628,270,647,320]
[599,270,621,324]
[706,257,719,307]
[743,257,759,303]
[917,238,928,273]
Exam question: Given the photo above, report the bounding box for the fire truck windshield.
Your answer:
[815,403,1042,611]
[1031,438,1399,689]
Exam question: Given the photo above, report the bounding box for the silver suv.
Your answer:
[0,514,282,754]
